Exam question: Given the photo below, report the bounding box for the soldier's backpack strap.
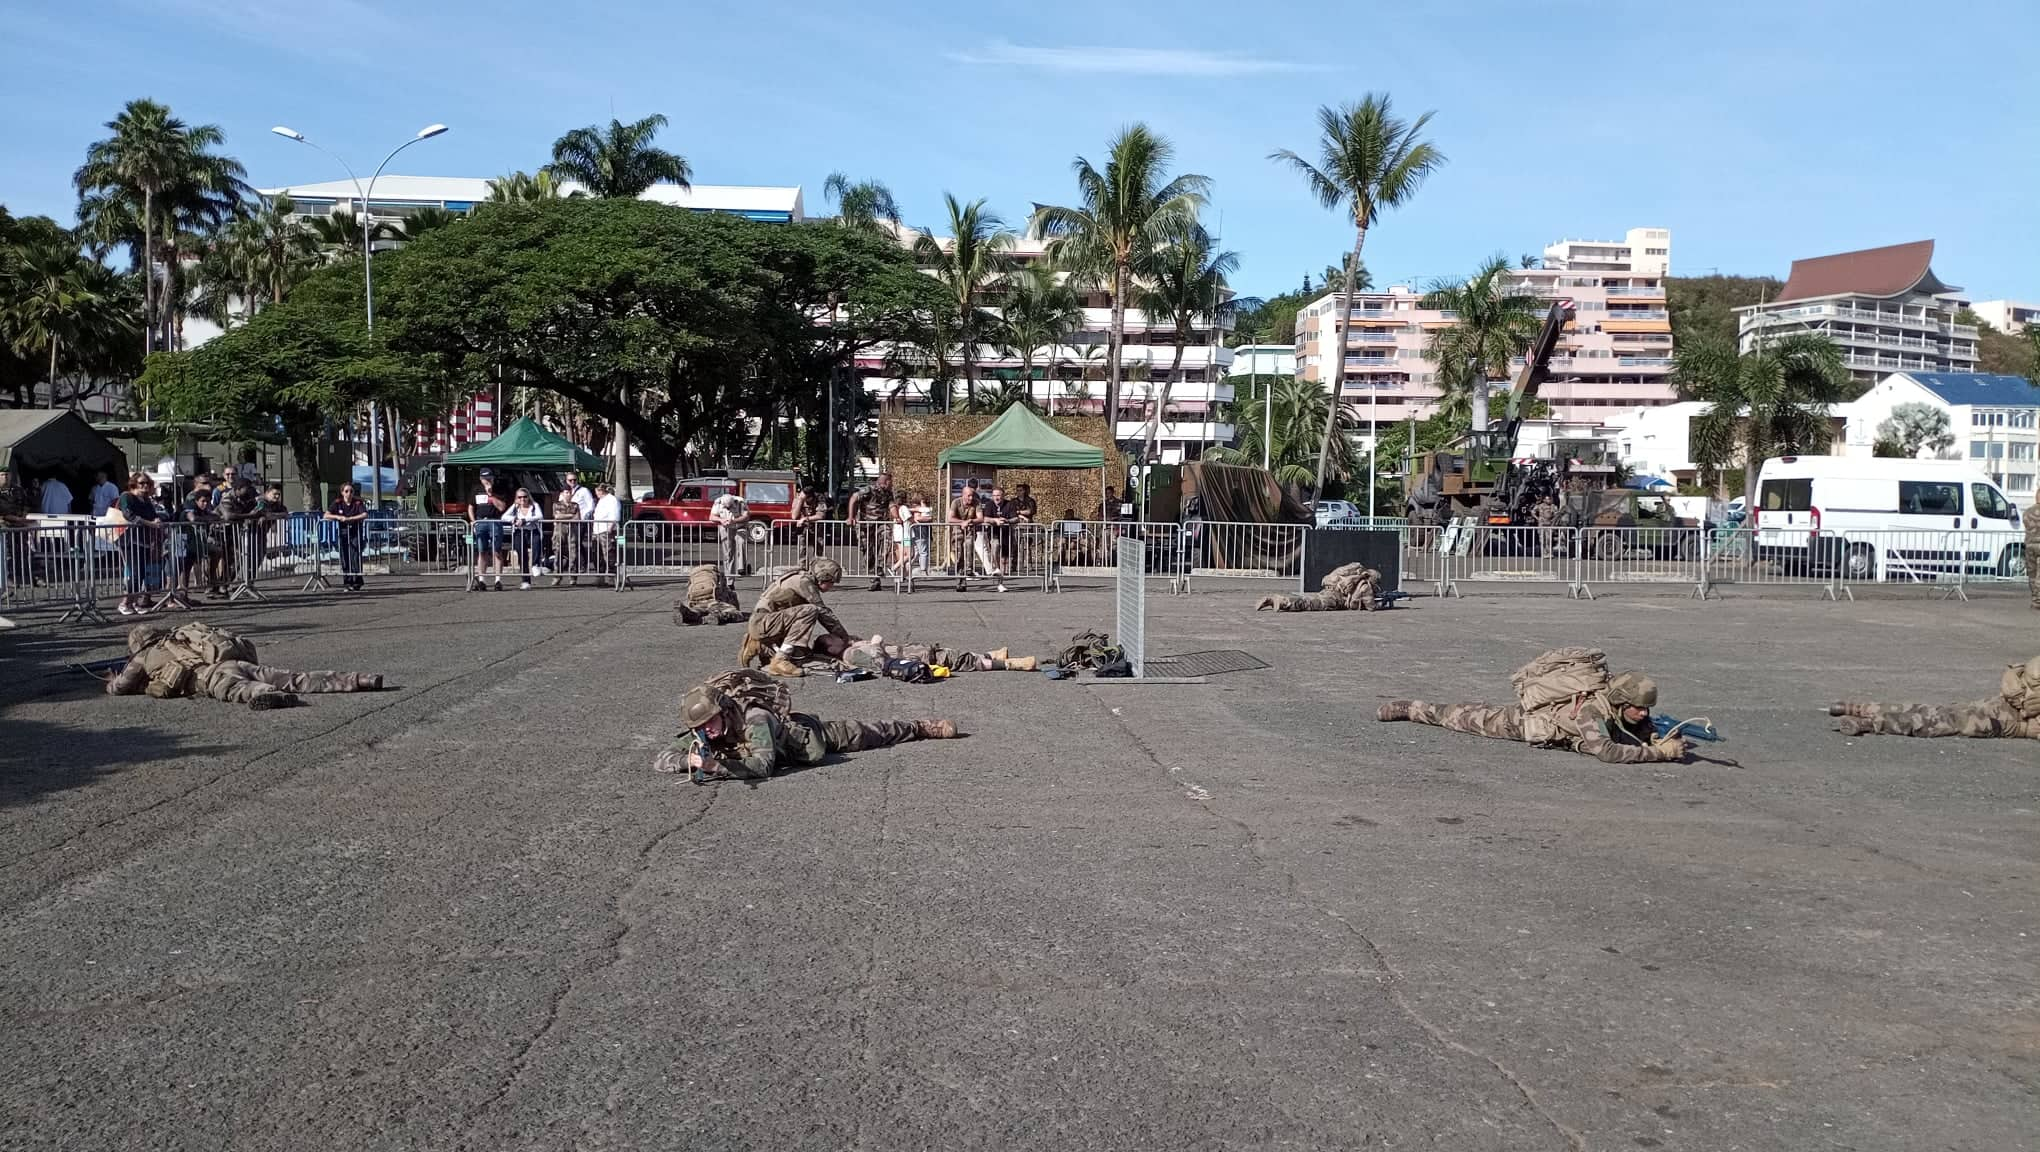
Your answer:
[702,667,793,719]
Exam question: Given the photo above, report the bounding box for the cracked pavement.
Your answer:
[1,578,2035,1150]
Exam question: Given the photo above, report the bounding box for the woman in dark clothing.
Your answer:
[115,472,163,616]
[325,482,370,591]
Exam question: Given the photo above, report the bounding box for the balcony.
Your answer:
[1616,356,1676,367]
[1605,285,1665,297]
[1349,332,1400,344]
[1603,309,1668,320]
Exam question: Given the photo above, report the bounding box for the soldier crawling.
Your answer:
[1257,563,1383,612]
[674,564,747,626]
[810,633,1040,674]
[738,559,852,677]
[1828,655,2040,740]
[652,669,962,782]
[1377,647,1689,764]
[106,622,384,710]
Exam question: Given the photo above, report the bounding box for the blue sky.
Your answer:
[4,0,2035,300]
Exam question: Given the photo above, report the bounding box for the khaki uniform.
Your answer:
[1532,499,1563,558]
[106,623,379,708]
[1394,695,1678,764]
[1834,658,2040,739]
[839,638,1004,673]
[1262,563,1383,612]
[2025,499,2037,610]
[652,708,929,779]
[744,570,848,653]
[550,492,581,576]
[675,564,746,625]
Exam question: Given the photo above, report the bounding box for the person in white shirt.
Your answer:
[90,471,121,518]
[503,488,546,589]
[591,482,622,586]
[710,490,750,578]
[39,476,75,516]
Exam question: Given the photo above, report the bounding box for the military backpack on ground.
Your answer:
[1055,630,1121,672]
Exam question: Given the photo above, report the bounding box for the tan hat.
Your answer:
[1605,671,1658,709]
[809,558,843,585]
[681,683,728,730]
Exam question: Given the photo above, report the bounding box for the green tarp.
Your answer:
[937,405,1106,469]
[443,418,606,471]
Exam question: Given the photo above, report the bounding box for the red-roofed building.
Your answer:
[1734,240,1979,383]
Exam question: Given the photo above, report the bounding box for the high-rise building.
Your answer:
[1292,227,1679,430]
[1965,299,2040,335]
[1734,240,1978,384]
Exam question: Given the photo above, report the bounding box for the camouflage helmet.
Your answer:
[127,621,173,654]
[681,683,731,730]
[1605,671,1658,710]
[809,558,843,585]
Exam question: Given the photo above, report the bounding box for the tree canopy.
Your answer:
[1666,274,1782,351]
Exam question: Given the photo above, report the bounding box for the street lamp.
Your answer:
[272,122,449,508]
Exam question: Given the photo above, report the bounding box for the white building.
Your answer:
[1965,299,2040,335]
[1293,225,1679,427]
[1735,240,1979,384]
[259,175,805,226]
[1837,372,2040,497]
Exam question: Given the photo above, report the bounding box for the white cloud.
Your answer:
[950,41,1310,77]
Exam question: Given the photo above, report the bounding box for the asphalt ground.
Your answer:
[1,576,2035,1151]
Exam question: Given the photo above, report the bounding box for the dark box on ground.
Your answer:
[1302,529,1400,592]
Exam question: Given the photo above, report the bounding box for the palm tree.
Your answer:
[822,172,902,235]
[307,210,401,262]
[73,99,249,358]
[1272,95,1444,494]
[1206,374,1360,489]
[3,228,137,408]
[1321,262,1373,294]
[997,263,1084,410]
[485,169,579,202]
[912,194,1015,413]
[1421,254,1545,427]
[546,114,689,198]
[1031,124,1209,440]
[1138,223,1238,463]
[392,206,461,240]
[1675,333,1850,501]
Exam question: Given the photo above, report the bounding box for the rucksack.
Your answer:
[2001,656,2040,720]
[1511,647,1611,714]
[160,623,257,668]
[702,667,793,719]
[881,656,933,684]
[1056,630,1121,672]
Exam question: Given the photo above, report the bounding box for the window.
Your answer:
[1898,480,1962,515]
[1972,483,2014,520]
[1971,442,1989,458]
[1760,478,1811,512]
[677,486,705,501]
[2008,474,2036,494]
[2010,442,2036,462]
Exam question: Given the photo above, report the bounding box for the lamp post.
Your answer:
[272,123,449,508]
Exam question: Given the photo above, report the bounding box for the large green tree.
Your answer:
[1957,308,2040,379]
[997,262,1083,405]
[2,219,140,409]
[1272,95,1443,496]
[1138,223,1237,463]
[1421,254,1545,425]
[912,194,1014,413]
[72,99,248,357]
[546,114,690,198]
[1675,333,1850,501]
[1666,274,1783,350]
[1204,374,1360,491]
[1031,125,1209,439]
[822,172,902,236]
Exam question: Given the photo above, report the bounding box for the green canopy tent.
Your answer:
[936,404,1109,521]
[443,418,607,472]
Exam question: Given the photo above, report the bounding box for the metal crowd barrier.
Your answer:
[1570,526,1706,600]
[617,517,1054,594]
[1826,528,2028,602]
[1180,521,1296,587]
[1049,521,1182,593]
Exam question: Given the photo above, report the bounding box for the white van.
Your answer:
[1752,456,2026,581]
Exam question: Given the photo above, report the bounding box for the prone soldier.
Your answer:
[1828,655,2040,740]
[674,563,748,626]
[2027,493,2037,611]
[1256,563,1383,612]
[106,622,384,710]
[1377,650,1689,764]
[652,669,962,782]
[811,632,1039,673]
[738,558,851,677]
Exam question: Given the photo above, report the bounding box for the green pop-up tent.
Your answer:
[936,404,1108,519]
[444,417,607,472]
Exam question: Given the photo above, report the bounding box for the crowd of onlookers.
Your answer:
[467,468,624,590]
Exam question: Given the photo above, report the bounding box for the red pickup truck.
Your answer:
[631,470,799,543]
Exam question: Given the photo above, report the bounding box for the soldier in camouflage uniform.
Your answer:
[811,632,1039,673]
[1827,655,2040,739]
[1377,669,1690,764]
[1256,563,1384,612]
[738,558,852,677]
[651,668,962,781]
[106,622,384,709]
[674,564,747,626]
[2026,494,2037,610]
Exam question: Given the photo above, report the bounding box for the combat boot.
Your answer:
[249,692,301,711]
[987,647,1009,662]
[348,674,384,692]
[1827,702,1871,717]
[1255,596,1275,611]
[1836,716,1872,736]
[914,719,960,739]
[869,576,883,592]
[764,654,805,678]
[1006,656,1037,671]
[1377,700,1414,722]
[676,604,704,626]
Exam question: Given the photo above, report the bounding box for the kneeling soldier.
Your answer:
[738,559,851,677]
[652,669,961,781]
[107,622,383,710]
[1828,655,2040,739]
[674,563,747,626]
[1257,563,1383,612]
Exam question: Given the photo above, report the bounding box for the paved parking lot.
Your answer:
[2,579,2035,1150]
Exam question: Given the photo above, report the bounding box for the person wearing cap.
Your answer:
[651,669,960,782]
[105,621,385,709]
[738,558,852,677]
[468,469,508,590]
[1256,563,1383,612]
[1377,669,1689,763]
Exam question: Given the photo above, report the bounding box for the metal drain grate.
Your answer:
[1141,649,1270,678]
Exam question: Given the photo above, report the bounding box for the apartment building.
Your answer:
[1965,299,2040,334]
[1838,371,2040,498]
[258,175,805,226]
[1734,240,1979,384]
[1293,226,1679,428]
[859,232,1236,464]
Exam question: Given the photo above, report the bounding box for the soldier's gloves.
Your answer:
[1650,736,1690,761]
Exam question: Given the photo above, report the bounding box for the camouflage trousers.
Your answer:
[2026,517,2038,609]
[1405,701,1525,741]
[674,595,747,626]
[1834,697,2029,738]
[747,604,824,649]
[1261,586,1377,612]
[781,714,929,764]
[201,661,375,705]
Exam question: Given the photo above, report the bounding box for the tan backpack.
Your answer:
[159,623,258,669]
[1512,647,1612,714]
[702,667,793,720]
[2001,656,2040,721]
